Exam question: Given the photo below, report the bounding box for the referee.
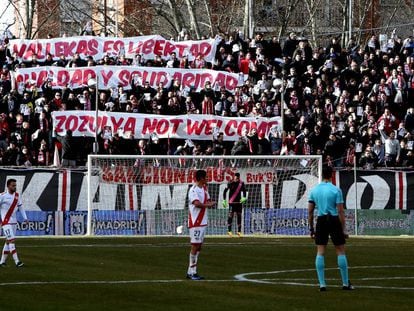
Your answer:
[223,173,247,237]
[308,165,354,291]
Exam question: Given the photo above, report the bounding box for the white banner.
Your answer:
[9,35,219,62]
[14,65,242,93]
[52,111,281,141]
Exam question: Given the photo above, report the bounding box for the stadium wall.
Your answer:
[0,168,413,236]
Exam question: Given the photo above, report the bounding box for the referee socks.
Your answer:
[315,255,326,288]
[337,254,349,287]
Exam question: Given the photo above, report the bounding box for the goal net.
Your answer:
[87,155,322,236]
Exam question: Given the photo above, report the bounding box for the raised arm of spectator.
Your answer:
[379,128,388,143]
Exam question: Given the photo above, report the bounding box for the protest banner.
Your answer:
[14,66,242,93]
[9,35,219,62]
[52,111,281,142]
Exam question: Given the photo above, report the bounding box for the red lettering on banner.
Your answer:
[237,120,250,136]
[118,70,130,86]
[54,115,66,133]
[99,116,109,131]
[88,39,99,56]
[76,40,88,55]
[71,69,83,86]
[148,71,157,85]
[126,167,136,183]
[199,73,213,89]
[15,73,23,85]
[37,70,49,85]
[44,43,52,58]
[67,41,77,56]
[156,72,168,85]
[169,119,183,134]
[100,70,114,86]
[187,119,205,136]
[113,41,124,54]
[24,42,40,59]
[189,44,199,58]
[182,73,196,88]
[215,72,226,88]
[142,39,155,54]
[142,118,157,134]
[172,72,182,84]
[205,120,215,135]
[256,121,269,137]
[36,44,46,59]
[143,167,152,184]
[78,115,91,133]
[103,40,114,53]
[124,117,136,135]
[153,167,160,184]
[174,169,186,184]
[156,119,169,135]
[199,42,211,57]
[66,115,79,131]
[175,44,186,58]
[102,166,113,182]
[13,43,26,59]
[127,41,143,55]
[164,41,175,56]
[226,76,238,91]
[55,41,65,56]
[111,116,124,133]
[154,40,165,56]
[160,167,173,184]
[213,168,225,182]
[224,120,237,136]
[114,166,126,183]
[83,69,96,85]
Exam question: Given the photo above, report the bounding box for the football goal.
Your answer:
[87,155,322,236]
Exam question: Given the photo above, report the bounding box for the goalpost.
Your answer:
[87,155,322,236]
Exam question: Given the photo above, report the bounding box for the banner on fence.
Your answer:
[357,210,412,235]
[91,210,146,235]
[0,169,412,215]
[9,35,219,62]
[16,211,55,236]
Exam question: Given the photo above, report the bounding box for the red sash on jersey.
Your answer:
[229,182,243,203]
[188,188,207,228]
[2,193,19,226]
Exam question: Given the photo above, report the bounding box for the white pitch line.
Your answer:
[0,279,241,286]
[234,265,414,290]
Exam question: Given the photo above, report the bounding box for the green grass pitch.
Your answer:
[1,237,414,311]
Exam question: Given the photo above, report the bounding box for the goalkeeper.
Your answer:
[223,173,247,237]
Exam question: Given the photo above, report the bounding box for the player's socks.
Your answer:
[0,243,10,264]
[227,217,233,232]
[8,243,20,265]
[337,254,349,286]
[187,253,198,275]
[237,213,242,233]
[315,255,326,288]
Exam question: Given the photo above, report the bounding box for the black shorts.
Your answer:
[229,204,243,213]
[315,215,346,246]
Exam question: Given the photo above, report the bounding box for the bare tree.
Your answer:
[303,0,323,47]
[184,0,201,39]
[7,0,62,39]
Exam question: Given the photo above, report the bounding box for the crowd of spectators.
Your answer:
[0,28,414,169]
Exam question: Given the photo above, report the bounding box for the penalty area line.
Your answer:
[234,265,414,291]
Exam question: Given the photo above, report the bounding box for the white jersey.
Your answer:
[188,184,210,228]
[0,192,27,225]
